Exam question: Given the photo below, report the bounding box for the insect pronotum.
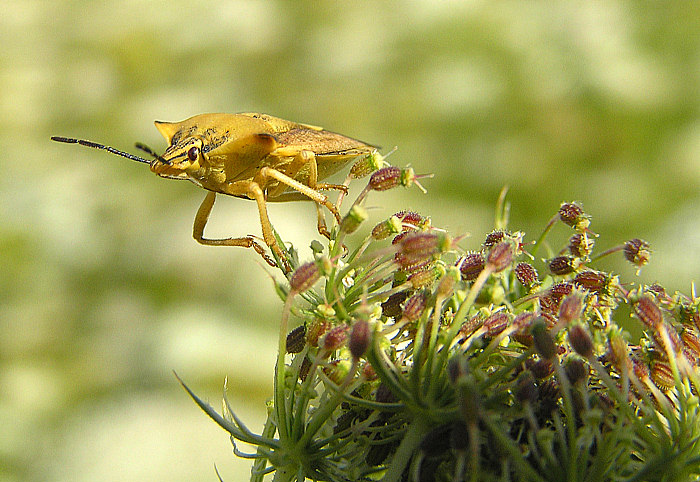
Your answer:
[52,113,378,271]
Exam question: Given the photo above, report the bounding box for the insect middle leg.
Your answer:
[192,190,281,269]
[261,150,343,239]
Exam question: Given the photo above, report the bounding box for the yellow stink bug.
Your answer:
[52,113,377,271]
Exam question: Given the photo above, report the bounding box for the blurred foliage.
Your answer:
[1,1,699,481]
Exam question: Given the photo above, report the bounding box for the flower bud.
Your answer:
[350,149,388,178]
[402,291,428,322]
[623,238,651,268]
[483,230,508,249]
[371,216,402,240]
[682,329,700,365]
[323,325,349,352]
[512,312,536,346]
[568,233,594,258]
[514,371,538,404]
[349,320,371,359]
[375,383,397,404]
[408,264,443,289]
[558,202,589,230]
[381,291,408,319]
[286,325,306,354]
[650,361,675,390]
[528,358,555,379]
[458,252,485,281]
[531,318,557,360]
[607,329,629,370]
[394,210,431,231]
[299,356,312,382]
[548,256,576,276]
[633,295,663,329]
[369,166,426,192]
[558,291,584,325]
[487,242,514,272]
[574,270,608,293]
[459,313,483,340]
[323,359,351,385]
[396,232,450,269]
[569,324,594,358]
[362,362,377,380]
[515,262,539,288]
[306,318,329,347]
[290,260,322,293]
[564,358,589,385]
[484,311,510,337]
[339,205,368,234]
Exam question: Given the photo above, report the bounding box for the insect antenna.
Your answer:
[135,142,169,164]
[50,136,152,165]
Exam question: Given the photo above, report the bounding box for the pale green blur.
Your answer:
[2,1,699,481]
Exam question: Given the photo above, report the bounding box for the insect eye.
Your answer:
[187,146,200,162]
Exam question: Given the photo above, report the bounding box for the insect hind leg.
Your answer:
[192,191,281,269]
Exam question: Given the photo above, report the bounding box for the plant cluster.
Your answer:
[180,156,700,482]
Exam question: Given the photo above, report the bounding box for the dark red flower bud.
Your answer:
[550,282,575,300]
[487,242,514,272]
[574,270,608,293]
[323,325,349,352]
[299,356,312,382]
[290,260,321,293]
[515,262,538,288]
[650,361,675,390]
[549,256,576,276]
[682,329,700,365]
[349,320,371,359]
[458,252,485,281]
[569,324,594,358]
[568,233,594,258]
[515,372,538,404]
[564,358,589,385]
[558,202,586,227]
[375,383,397,404]
[633,295,663,329]
[558,291,584,325]
[369,166,426,192]
[396,232,450,269]
[484,311,510,337]
[286,325,306,354]
[381,291,408,319]
[483,230,507,249]
[395,210,430,231]
[403,291,428,322]
[528,358,555,379]
[624,239,651,268]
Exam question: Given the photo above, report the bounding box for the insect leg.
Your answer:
[259,166,341,223]
[192,190,279,269]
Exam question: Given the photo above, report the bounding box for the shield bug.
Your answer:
[52,113,378,271]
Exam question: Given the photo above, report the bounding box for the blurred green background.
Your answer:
[2,1,699,481]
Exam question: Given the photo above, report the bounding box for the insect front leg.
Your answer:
[192,190,281,270]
